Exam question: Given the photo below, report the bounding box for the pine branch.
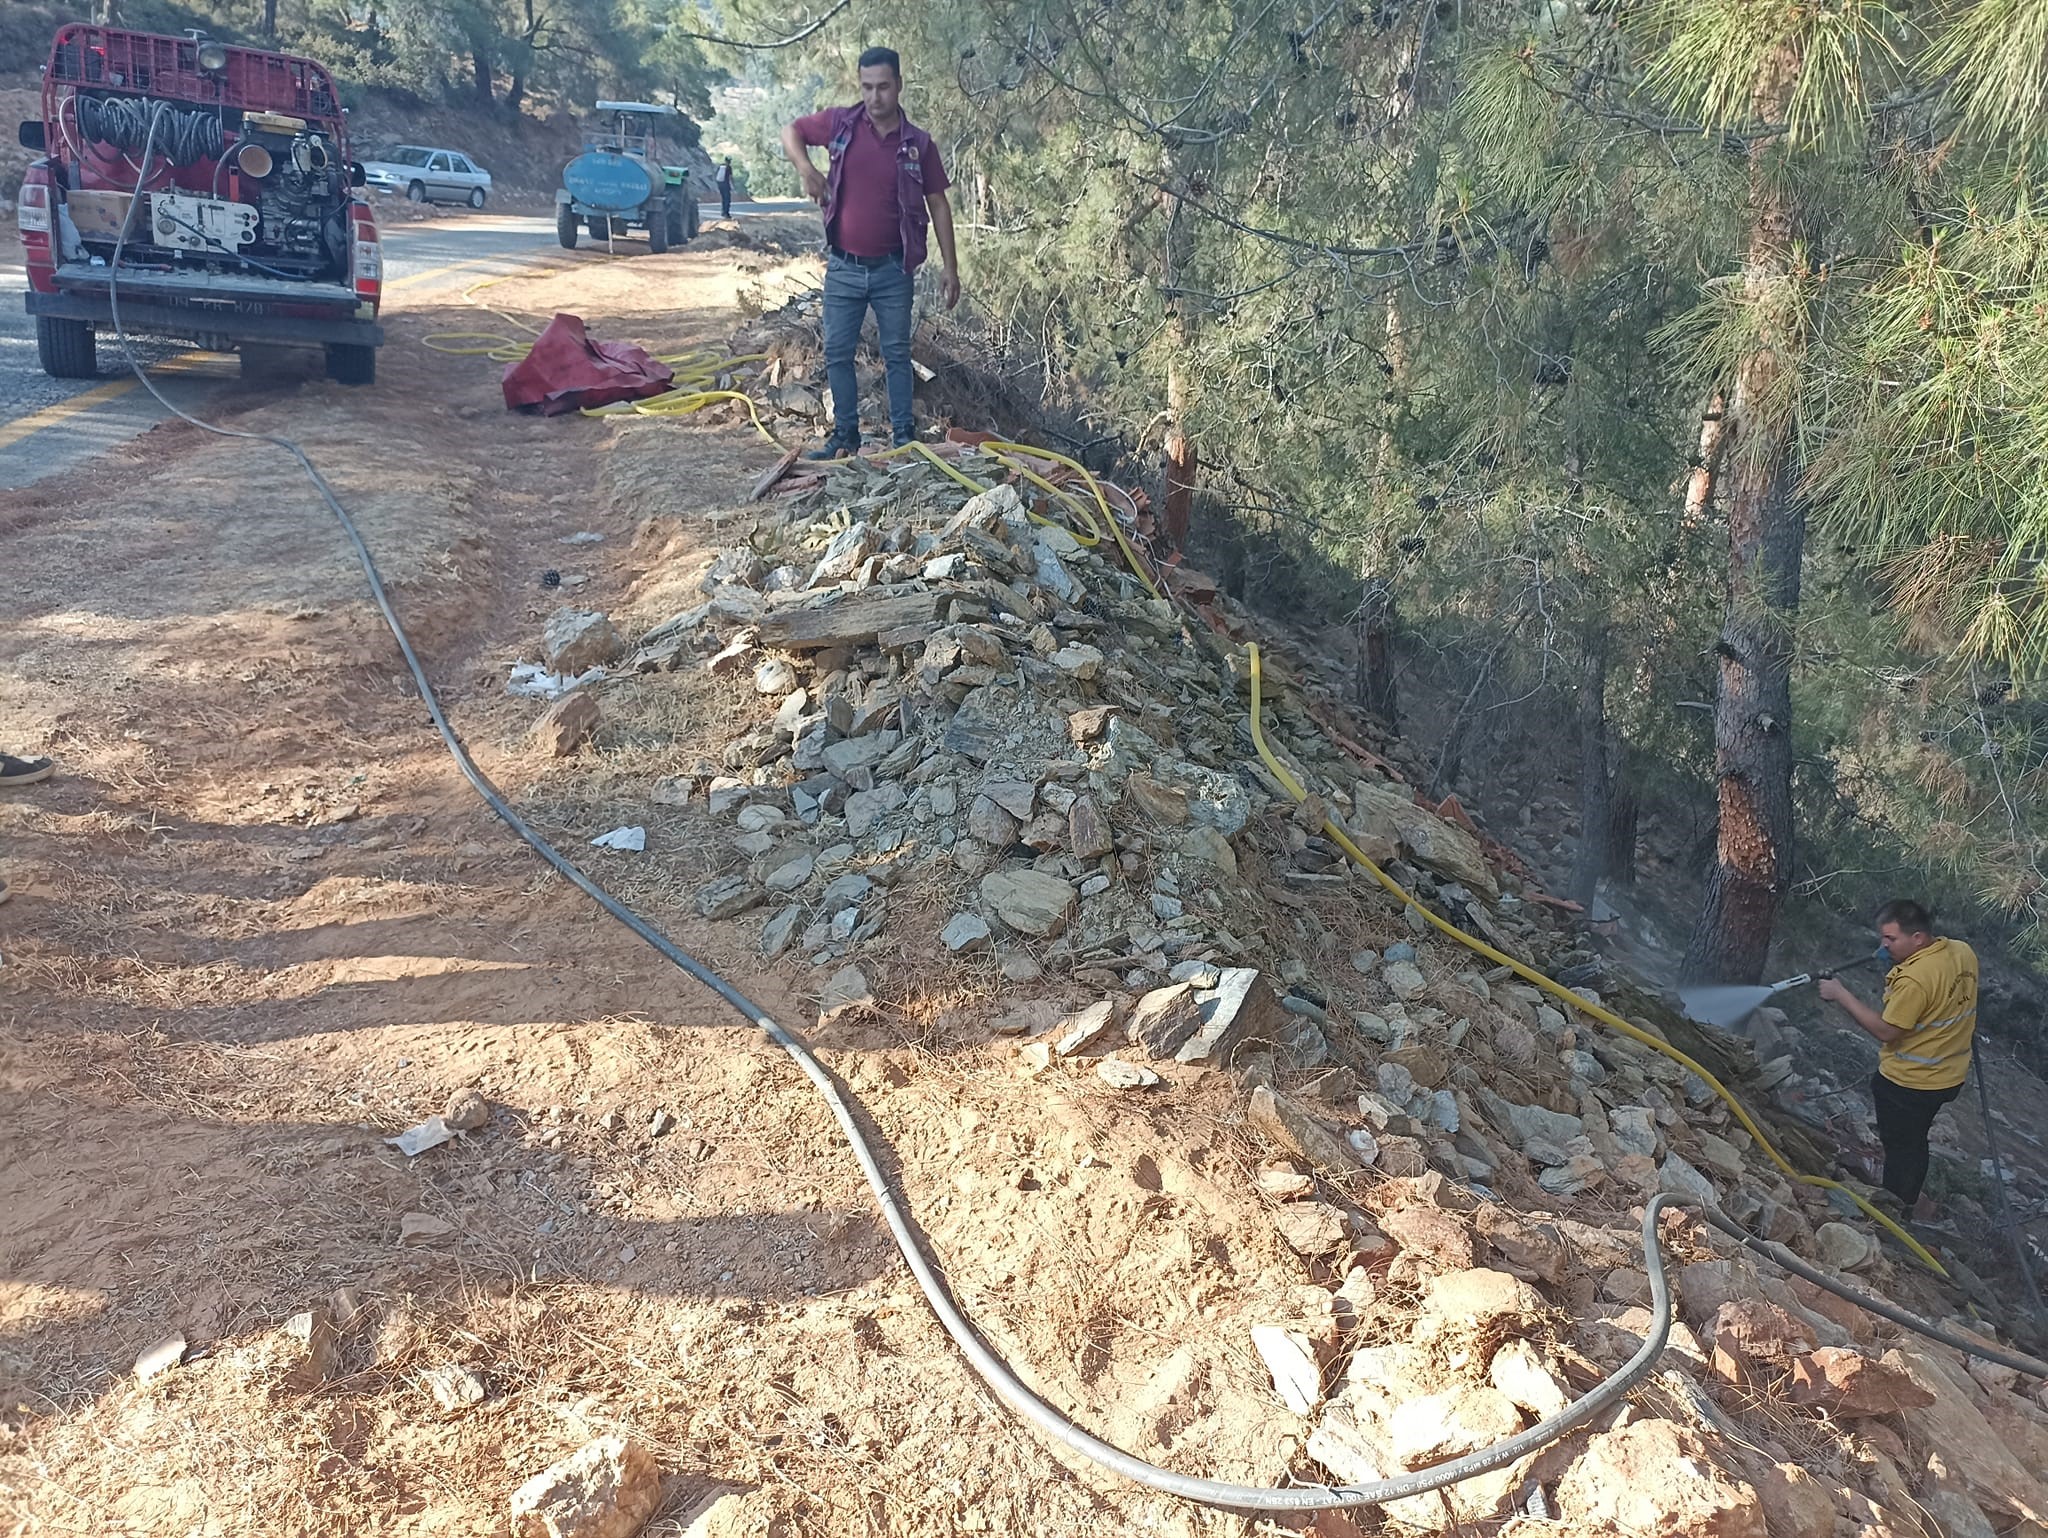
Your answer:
[1126,173,1418,262]
[675,0,850,50]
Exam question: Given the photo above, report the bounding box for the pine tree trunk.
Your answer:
[471,42,494,105]
[1607,766,1639,890]
[1161,166,1197,550]
[1569,634,1610,910]
[1380,291,1408,465]
[1356,579,1398,723]
[1681,392,1728,532]
[1684,454,1804,982]
[1165,361,1195,550]
[262,0,278,36]
[1681,44,1805,985]
[508,0,540,117]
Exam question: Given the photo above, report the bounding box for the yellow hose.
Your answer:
[586,386,782,446]
[866,439,1158,592]
[869,440,992,496]
[420,330,532,361]
[984,439,1162,599]
[1242,643,1949,1278]
[986,450,1104,547]
[865,440,1166,586]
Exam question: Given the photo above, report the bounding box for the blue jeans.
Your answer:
[823,250,914,447]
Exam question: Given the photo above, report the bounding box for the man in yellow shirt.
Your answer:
[1817,899,1978,1219]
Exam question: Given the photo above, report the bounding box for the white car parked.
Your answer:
[360,146,493,208]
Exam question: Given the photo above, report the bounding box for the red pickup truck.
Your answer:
[15,24,384,385]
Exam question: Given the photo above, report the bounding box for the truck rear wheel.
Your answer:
[557,204,579,249]
[685,197,700,241]
[325,343,376,387]
[36,315,96,379]
[589,215,609,241]
[667,200,686,247]
[648,200,671,254]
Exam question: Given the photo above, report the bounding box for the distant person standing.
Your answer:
[1817,899,1979,1220]
[716,156,733,220]
[781,45,961,459]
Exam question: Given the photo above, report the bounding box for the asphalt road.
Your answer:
[0,199,808,491]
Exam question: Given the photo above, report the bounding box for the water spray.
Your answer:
[1679,950,1886,1029]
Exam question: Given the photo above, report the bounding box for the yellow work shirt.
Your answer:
[1878,936,1978,1091]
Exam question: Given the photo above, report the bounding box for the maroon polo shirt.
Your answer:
[796,107,950,258]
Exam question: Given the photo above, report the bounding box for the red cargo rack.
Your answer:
[43,23,345,129]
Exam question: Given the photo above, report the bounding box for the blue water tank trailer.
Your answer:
[555,102,698,253]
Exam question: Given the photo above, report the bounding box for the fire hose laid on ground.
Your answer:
[98,103,2046,1513]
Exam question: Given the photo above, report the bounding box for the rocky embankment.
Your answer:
[512,434,2048,1536]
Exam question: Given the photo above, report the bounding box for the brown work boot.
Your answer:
[0,754,53,788]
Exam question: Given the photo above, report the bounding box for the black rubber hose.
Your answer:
[1699,1209,2047,1376]
[78,95,222,166]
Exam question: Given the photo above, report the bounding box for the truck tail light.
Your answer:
[350,202,381,305]
[18,168,55,285]
[18,177,51,236]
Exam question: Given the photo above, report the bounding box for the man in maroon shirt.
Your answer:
[781,46,961,457]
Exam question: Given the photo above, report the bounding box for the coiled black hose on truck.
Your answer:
[76,93,225,166]
[94,100,2048,1515]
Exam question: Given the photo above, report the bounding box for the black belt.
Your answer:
[830,245,902,268]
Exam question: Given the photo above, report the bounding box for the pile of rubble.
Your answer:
[544,453,1317,992]
[521,444,2048,1536]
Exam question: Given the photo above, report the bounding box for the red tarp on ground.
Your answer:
[501,313,674,416]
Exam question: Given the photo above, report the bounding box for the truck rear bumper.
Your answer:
[27,275,383,349]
